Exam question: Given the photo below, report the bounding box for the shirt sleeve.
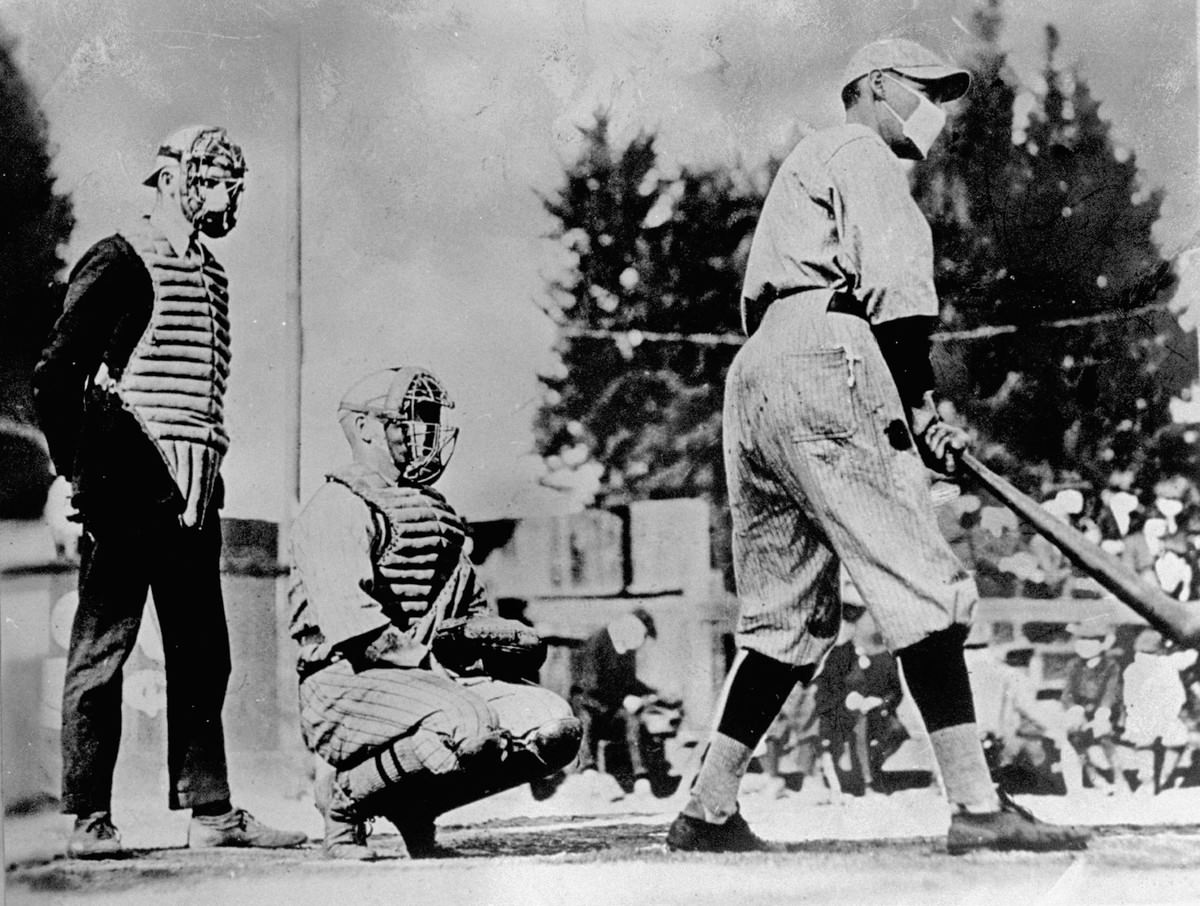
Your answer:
[870,315,938,407]
[32,236,152,479]
[290,484,391,649]
[827,134,940,324]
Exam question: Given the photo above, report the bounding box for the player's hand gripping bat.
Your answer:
[958,451,1200,648]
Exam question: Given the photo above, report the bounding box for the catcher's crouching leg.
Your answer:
[322,728,508,859]
[384,716,582,857]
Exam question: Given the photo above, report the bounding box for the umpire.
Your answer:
[33,126,305,858]
[667,39,1090,854]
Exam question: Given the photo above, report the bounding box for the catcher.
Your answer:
[289,366,581,859]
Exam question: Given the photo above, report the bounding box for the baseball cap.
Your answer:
[630,607,658,640]
[338,366,453,418]
[142,124,243,187]
[1068,620,1114,640]
[842,38,971,102]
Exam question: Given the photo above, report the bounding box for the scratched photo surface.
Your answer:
[2,1,1199,904]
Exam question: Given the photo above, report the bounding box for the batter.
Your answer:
[667,38,1090,855]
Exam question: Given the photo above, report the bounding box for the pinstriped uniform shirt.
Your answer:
[741,123,939,333]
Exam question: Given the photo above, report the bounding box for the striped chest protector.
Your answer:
[113,218,231,527]
[327,464,469,620]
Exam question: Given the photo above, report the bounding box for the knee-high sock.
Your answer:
[339,735,430,805]
[686,649,813,823]
[337,726,507,809]
[897,625,998,812]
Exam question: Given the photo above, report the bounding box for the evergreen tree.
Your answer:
[0,25,74,515]
[914,2,1193,490]
[535,115,760,508]
[537,0,1194,539]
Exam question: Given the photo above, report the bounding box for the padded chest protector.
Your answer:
[114,219,231,526]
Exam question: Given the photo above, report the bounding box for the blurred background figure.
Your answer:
[813,608,907,798]
[1119,509,1160,588]
[560,608,682,800]
[973,506,1023,597]
[1061,621,1130,795]
[1154,531,1194,602]
[755,681,825,801]
[964,623,1082,796]
[1120,629,1196,794]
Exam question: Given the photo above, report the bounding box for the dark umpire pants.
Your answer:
[576,703,647,777]
[61,505,232,815]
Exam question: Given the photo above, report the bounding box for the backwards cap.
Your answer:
[338,366,454,417]
[338,366,458,486]
[842,38,971,102]
[143,124,245,187]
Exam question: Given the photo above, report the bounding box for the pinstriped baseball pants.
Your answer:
[724,292,976,668]
[298,660,573,773]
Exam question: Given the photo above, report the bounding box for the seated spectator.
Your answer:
[973,506,1023,597]
[569,608,681,797]
[758,682,823,799]
[1061,621,1131,795]
[1102,488,1140,539]
[816,611,907,796]
[964,623,1082,795]
[1121,629,1197,794]
[1121,510,1160,588]
[1156,532,1194,602]
[936,494,982,568]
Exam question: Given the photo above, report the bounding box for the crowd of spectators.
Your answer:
[937,471,1200,604]
[752,468,1200,799]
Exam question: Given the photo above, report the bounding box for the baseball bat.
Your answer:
[958,451,1200,648]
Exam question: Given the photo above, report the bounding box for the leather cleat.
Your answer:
[315,774,376,860]
[666,810,778,853]
[947,792,1091,855]
[388,815,454,859]
[187,807,308,849]
[67,811,123,859]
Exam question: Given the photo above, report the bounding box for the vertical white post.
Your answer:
[281,22,304,550]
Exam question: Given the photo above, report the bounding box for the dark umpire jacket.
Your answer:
[32,235,220,524]
[573,627,655,715]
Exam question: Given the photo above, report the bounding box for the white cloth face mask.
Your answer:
[880,73,947,159]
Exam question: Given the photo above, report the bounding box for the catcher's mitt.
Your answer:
[432,615,546,680]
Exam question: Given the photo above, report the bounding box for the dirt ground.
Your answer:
[8,783,1200,906]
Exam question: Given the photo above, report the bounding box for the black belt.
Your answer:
[747,283,867,321]
[825,291,867,319]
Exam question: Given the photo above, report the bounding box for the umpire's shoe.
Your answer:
[66,811,123,859]
[187,806,308,850]
[666,810,778,853]
[947,791,1090,855]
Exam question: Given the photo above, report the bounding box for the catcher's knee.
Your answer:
[450,728,509,774]
[522,716,583,772]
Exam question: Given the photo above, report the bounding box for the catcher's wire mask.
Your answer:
[347,369,459,486]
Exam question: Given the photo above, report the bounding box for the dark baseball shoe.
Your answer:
[66,811,122,859]
[386,814,455,859]
[666,810,777,853]
[947,792,1091,855]
[315,774,376,860]
[187,807,307,849]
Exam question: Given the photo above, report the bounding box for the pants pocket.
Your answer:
[788,346,859,442]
